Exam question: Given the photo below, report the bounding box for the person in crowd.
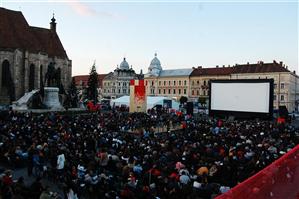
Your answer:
[0,109,297,199]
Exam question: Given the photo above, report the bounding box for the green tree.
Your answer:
[180,96,188,104]
[87,62,99,102]
[66,77,78,108]
[198,97,206,107]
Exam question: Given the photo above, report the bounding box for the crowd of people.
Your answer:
[0,108,298,199]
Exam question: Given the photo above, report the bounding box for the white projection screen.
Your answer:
[209,79,273,117]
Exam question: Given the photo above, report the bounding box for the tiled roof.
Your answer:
[190,62,291,77]
[0,7,68,58]
[159,68,193,77]
[73,74,107,87]
[191,67,234,76]
[233,63,290,74]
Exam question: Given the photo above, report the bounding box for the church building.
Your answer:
[0,8,72,104]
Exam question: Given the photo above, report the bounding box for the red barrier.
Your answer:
[216,144,299,199]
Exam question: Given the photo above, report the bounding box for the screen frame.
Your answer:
[208,79,274,119]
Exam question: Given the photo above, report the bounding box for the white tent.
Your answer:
[111,96,180,110]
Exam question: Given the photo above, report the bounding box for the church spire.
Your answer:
[50,13,56,32]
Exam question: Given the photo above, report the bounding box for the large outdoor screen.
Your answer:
[210,80,273,114]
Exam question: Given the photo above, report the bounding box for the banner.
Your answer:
[129,79,147,113]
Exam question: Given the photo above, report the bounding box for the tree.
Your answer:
[65,77,78,108]
[180,96,188,104]
[87,62,99,102]
[198,97,206,107]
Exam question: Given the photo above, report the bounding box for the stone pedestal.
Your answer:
[43,87,64,110]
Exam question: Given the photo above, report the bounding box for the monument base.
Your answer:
[43,87,64,110]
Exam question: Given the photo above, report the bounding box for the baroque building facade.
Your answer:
[102,58,142,99]
[0,8,72,104]
[144,53,192,100]
[189,61,299,112]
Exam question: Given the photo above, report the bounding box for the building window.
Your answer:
[197,90,199,95]
[159,81,161,86]
[203,80,206,86]
[280,95,284,101]
[164,81,166,86]
[151,81,154,86]
[178,89,181,94]
[104,89,106,93]
[169,81,171,86]
[274,83,277,89]
[274,95,277,101]
[192,81,195,86]
[108,90,110,93]
[280,83,285,89]
[192,90,194,95]
[118,89,120,93]
[158,89,161,94]
[173,89,176,94]
[197,80,199,85]
[179,80,181,86]
[168,89,171,94]
[184,89,186,94]
[118,82,121,86]
[163,89,166,94]
[123,82,126,86]
[123,89,126,93]
[203,90,206,96]
[184,80,187,86]
[173,81,176,86]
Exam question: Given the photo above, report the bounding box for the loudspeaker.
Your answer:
[187,102,193,115]
[279,106,288,118]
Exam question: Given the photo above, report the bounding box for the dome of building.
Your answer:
[149,53,162,71]
[119,57,130,70]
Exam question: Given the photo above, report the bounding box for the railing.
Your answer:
[216,144,299,199]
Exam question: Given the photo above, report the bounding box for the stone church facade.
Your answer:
[0,8,72,104]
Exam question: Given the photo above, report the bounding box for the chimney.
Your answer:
[279,61,283,66]
[273,60,277,64]
[247,62,250,65]
[293,70,296,74]
[228,65,230,67]
[222,65,225,68]
[216,65,219,68]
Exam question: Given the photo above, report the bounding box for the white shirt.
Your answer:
[57,154,65,170]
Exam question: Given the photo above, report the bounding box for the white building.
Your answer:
[102,58,142,99]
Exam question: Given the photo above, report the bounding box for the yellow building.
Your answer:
[190,61,299,112]
[144,53,192,100]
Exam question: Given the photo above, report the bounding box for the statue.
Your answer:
[45,62,59,87]
[42,62,64,110]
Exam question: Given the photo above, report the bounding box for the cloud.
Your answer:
[67,0,97,16]
[66,0,126,20]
